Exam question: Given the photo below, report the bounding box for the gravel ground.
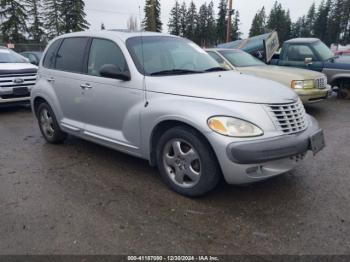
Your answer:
[0,98,349,255]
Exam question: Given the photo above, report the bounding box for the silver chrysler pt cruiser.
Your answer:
[31,31,325,197]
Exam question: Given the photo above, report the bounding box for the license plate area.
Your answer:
[310,130,325,155]
[13,87,29,96]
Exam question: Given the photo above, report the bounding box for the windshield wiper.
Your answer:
[205,67,227,72]
[150,69,203,76]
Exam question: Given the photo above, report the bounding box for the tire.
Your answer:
[37,102,67,144]
[156,126,221,197]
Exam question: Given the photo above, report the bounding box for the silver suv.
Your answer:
[0,47,37,106]
[31,31,325,197]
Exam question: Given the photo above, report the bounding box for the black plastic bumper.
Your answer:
[227,121,322,164]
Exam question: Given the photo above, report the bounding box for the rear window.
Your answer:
[55,37,89,73]
[43,39,61,68]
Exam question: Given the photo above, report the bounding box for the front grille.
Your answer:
[0,73,37,89]
[267,99,308,135]
[315,76,327,89]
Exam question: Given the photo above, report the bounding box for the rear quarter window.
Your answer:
[55,37,89,73]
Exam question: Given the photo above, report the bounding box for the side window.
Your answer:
[88,38,128,77]
[27,54,38,64]
[207,51,231,70]
[207,51,225,64]
[43,39,61,68]
[55,37,89,73]
[287,45,316,61]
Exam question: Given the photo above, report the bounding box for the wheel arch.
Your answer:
[148,119,218,169]
[33,96,48,117]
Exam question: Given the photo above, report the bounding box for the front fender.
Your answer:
[140,92,276,160]
[322,68,350,85]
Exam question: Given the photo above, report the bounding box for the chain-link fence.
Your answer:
[0,43,47,52]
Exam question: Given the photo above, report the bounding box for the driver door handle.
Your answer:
[80,83,92,90]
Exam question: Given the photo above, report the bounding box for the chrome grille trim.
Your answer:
[0,73,37,89]
[314,76,327,89]
[267,99,308,135]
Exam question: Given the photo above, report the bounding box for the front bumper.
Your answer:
[297,85,332,104]
[0,89,31,105]
[209,115,322,185]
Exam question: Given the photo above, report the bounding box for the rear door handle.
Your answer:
[80,83,92,90]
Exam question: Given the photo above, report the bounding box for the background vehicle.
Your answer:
[31,31,324,197]
[0,46,37,106]
[207,48,331,104]
[220,34,350,99]
[20,51,43,66]
[270,38,350,98]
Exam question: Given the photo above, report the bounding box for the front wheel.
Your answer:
[156,126,221,197]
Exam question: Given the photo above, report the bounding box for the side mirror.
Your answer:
[304,57,313,65]
[99,64,131,81]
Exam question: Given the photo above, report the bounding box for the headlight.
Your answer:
[208,117,263,137]
[291,80,314,89]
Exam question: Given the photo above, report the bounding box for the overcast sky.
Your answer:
[85,0,322,38]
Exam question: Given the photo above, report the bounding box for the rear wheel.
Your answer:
[156,126,221,197]
[37,102,67,144]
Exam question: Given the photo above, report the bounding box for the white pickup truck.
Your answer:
[0,46,38,106]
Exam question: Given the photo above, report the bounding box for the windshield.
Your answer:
[313,41,334,61]
[126,36,220,76]
[218,50,266,67]
[0,48,28,63]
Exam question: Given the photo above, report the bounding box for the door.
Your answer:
[81,38,144,155]
[280,44,324,72]
[50,37,90,132]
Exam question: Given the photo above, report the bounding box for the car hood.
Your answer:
[238,65,323,86]
[0,63,37,73]
[324,57,350,70]
[145,71,298,104]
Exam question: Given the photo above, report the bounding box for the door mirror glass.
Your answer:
[304,57,313,65]
[99,64,131,81]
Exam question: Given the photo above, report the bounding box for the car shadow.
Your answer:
[0,104,32,115]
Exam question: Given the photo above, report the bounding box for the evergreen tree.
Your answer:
[249,7,266,37]
[327,0,343,44]
[179,2,187,37]
[197,3,208,46]
[267,1,291,43]
[143,0,162,32]
[0,0,28,43]
[305,3,316,37]
[60,0,90,33]
[216,0,227,44]
[168,0,181,35]
[26,0,45,42]
[313,0,331,44]
[127,16,138,31]
[291,16,308,38]
[232,10,242,41]
[342,0,350,43]
[185,1,198,43]
[206,1,216,46]
[44,0,63,39]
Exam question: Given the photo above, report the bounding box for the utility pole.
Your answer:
[226,0,233,43]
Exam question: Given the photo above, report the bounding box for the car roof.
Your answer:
[54,30,176,42]
[285,38,320,44]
